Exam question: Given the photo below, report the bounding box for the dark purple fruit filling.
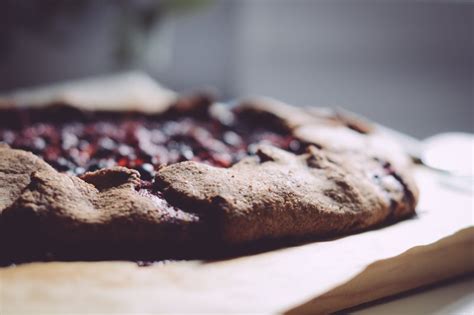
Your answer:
[0,103,309,263]
[0,106,304,184]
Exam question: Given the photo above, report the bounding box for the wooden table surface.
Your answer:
[351,275,474,315]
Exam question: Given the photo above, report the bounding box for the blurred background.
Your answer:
[0,0,472,138]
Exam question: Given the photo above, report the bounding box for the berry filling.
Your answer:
[0,105,304,196]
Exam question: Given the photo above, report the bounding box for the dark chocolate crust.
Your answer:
[0,97,418,262]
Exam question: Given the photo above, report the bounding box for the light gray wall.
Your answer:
[1,1,472,138]
[233,1,473,138]
[151,1,237,97]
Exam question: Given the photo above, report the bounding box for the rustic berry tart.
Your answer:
[0,78,418,264]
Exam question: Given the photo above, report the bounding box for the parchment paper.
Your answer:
[0,74,472,314]
[1,155,472,314]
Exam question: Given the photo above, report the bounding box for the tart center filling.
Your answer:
[0,107,303,185]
